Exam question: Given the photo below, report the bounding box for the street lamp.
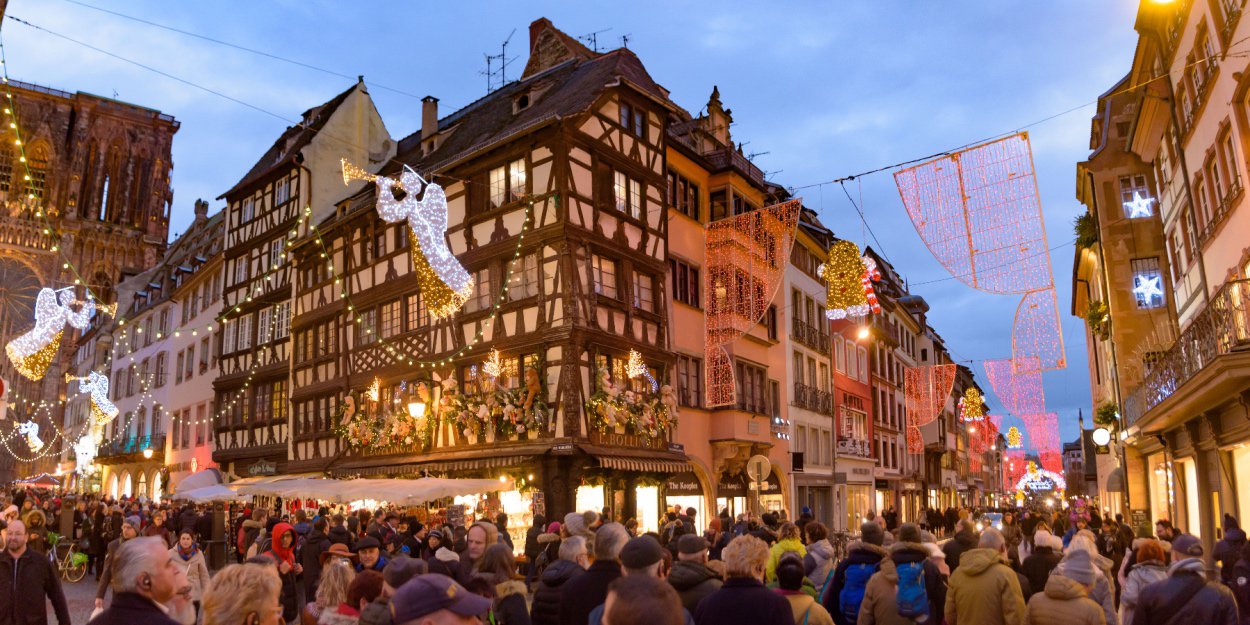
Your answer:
[407,400,426,419]
[1092,427,1112,447]
[857,326,870,340]
[142,448,153,459]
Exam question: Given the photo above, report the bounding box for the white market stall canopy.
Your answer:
[176,484,249,503]
[233,476,514,505]
[172,468,223,495]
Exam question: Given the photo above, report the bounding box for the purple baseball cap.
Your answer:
[390,574,491,623]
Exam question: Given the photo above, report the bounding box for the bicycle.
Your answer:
[47,532,88,583]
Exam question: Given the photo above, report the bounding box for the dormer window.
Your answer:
[514,93,530,113]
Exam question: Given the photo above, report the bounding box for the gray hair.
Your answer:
[978,527,1005,551]
[112,536,167,593]
[594,522,630,560]
[559,535,587,562]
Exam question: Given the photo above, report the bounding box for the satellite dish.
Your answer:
[747,454,772,484]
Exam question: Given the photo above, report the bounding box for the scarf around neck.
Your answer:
[176,542,199,561]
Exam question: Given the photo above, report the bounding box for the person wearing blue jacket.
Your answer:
[821,522,888,625]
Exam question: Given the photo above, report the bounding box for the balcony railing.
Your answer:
[1124,279,1250,426]
[98,433,166,460]
[1198,179,1241,247]
[793,382,834,416]
[704,148,765,185]
[791,319,830,353]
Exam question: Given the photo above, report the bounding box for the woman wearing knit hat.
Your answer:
[1024,548,1106,625]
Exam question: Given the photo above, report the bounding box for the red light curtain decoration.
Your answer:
[893,132,1054,295]
[904,364,956,452]
[704,200,802,407]
[1013,288,1066,372]
[1005,449,1028,488]
[1023,412,1063,474]
[982,357,1045,419]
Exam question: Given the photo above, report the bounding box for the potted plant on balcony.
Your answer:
[1085,300,1111,340]
[1094,402,1119,430]
[1074,212,1098,249]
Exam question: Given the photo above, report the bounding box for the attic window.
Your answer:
[515,93,530,113]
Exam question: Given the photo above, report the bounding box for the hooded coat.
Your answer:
[1024,575,1106,625]
[1214,515,1246,584]
[301,527,332,597]
[693,577,793,625]
[328,524,355,548]
[493,579,530,625]
[169,544,210,601]
[943,548,1026,625]
[1118,559,1166,625]
[767,538,807,582]
[942,528,979,573]
[804,539,837,590]
[856,543,946,625]
[264,523,300,624]
[669,560,724,613]
[1130,558,1239,625]
[780,590,834,625]
[530,559,584,625]
[822,541,889,625]
[1022,545,1063,596]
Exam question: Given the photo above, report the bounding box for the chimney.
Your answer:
[193,198,208,223]
[422,96,439,141]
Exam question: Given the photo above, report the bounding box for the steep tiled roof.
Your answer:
[219,80,362,199]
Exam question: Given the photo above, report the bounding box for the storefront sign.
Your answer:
[750,474,782,495]
[718,473,747,497]
[836,438,872,458]
[667,443,685,453]
[666,472,702,496]
[551,443,575,454]
[874,479,890,490]
[590,431,669,451]
[1129,509,1150,535]
[247,459,276,477]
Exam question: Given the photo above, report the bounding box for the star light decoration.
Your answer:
[343,159,472,319]
[704,199,802,406]
[66,371,119,442]
[904,364,957,452]
[819,241,881,320]
[5,287,114,381]
[1124,191,1155,219]
[1133,274,1164,303]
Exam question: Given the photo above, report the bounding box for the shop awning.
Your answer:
[226,473,322,490]
[176,484,249,503]
[1105,467,1125,493]
[172,468,223,494]
[331,455,534,478]
[596,456,690,473]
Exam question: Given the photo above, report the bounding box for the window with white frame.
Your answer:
[258,307,273,345]
[1131,257,1165,309]
[835,339,846,373]
[233,258,247,286]
[633,272,655,312]
[489,159,527,208]
[508,253,540,301]
[380,299,402,338]
[857,346,869,383]
[592,254,618,299]
[468,268,492,312]
[613,170,643,219]
[406,292,429,330]
[1119,174,1154,218]
[241,198,255,223]
[676,354,703,408]
[275,177,291,205]
[269,238,283,271]
[273,302,290,340]
[237,314,252,350]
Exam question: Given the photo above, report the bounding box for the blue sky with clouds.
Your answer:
[6,1,1142,444]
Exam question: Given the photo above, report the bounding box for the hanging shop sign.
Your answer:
[247,459,277,477]
[666,472,703,496]
[717,473,747,498]
[750,473,782,495]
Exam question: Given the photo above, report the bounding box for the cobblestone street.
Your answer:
[59,575,98,625]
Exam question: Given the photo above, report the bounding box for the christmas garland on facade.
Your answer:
[586,367,678,438]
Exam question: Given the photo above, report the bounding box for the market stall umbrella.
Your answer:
[21,473,60,488]
[237,477,343,499]
[330,477,515,506]
[172,468,223,495]
[177,484,249,503]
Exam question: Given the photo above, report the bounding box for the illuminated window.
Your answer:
[509,253,539,301]
[357,308,376,345]
[489,159,527,208]
[1131,257,1165,309]
[1119,175,1153,218]
[406,292,430,330]
[613,170,643,219]
[379,299,402,338]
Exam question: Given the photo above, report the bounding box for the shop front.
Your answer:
[794,477,833,528]
[664,471,708,524]
[836,467,874,531]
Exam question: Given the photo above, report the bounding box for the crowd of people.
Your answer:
[5,486,1250,625]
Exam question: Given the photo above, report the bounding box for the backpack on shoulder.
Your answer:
[894,561,930,622]
[840,562,877,623]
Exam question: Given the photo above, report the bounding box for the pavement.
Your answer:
[58,575,99,625]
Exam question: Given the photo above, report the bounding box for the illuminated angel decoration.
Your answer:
[66,371,119,442]
[6,287,114,380]
[17,421,43,453]
[820,241,881,320]
[73,434,98,474]
[343,159,472,319]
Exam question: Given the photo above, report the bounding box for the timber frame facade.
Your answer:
[286,19,687,519]
[212,79,392,478]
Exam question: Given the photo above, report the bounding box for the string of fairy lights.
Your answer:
[9,5,1247,473]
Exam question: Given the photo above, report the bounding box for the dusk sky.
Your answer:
[5,1,1143,444]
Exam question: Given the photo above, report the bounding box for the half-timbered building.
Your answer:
[212,79,392,480]
[288,19,688,532]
